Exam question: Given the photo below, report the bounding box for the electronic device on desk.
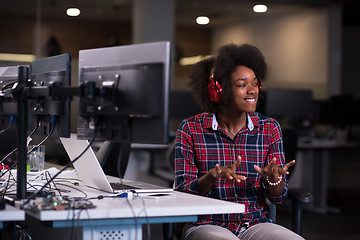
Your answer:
[60,133,173,195]
[28,53,71,138]
[22,195,95,212]
[76,41,171,178]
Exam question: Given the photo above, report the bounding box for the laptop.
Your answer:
[59,134,173,195]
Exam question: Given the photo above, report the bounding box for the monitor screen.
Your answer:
[264,88,314,119]
[77,41,171,144]
[0,66,20,117]
[28,54,71,138]
[321,94,354,126]
[169,90,202,120]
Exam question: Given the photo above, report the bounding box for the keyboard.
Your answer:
[110,182,140,190]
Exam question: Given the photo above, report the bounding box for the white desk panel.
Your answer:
[0,204,25,221]
[25,190,244,221]
[3,166,244,239]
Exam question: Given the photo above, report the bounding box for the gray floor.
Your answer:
[276,202,359,240]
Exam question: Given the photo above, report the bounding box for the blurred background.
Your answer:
[1,0,360,239]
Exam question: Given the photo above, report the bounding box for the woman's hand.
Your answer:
[198,155,247,195]
[254,157,295,181]
[210,155,247,183]
[254,157,295,196]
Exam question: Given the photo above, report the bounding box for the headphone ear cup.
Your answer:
[258,78,262,91]
[208,77,222,104]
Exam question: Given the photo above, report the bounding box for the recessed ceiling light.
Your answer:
[196,16,210,25]
[66,8,81,17]
[0,53,35,62]
[253,4,267,13]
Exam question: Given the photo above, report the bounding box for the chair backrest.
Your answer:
[282,128,298,177]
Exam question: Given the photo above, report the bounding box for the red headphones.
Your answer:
[207,68,223,104]
[258,80,262,91]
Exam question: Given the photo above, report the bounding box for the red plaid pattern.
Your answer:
[175,112,288,235]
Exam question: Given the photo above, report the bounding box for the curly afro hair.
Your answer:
[188,43,267,114]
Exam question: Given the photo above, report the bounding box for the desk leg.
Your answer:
[300,149,329,213]
[313,149,329,213]
[83,224,142,240]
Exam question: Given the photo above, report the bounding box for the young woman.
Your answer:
[175,43,303,240]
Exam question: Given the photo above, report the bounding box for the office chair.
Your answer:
[281,128,313,235]
[162,128,312,239]
[261,128,312,236]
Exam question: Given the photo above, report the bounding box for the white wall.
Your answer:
[212,7,329,100]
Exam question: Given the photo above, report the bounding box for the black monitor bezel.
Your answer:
[28,54,71,138]
[77,41,171,144]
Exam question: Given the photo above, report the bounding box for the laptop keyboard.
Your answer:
[110,182,140,190]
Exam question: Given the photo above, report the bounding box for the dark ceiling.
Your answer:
[0,0,359,27]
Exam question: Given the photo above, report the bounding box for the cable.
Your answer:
[43,170,62,196]
[28,116,41,139]
[0,116,14,135]
[1,117,56,190]
[124,192,138,240]
[16,224,32,240]
[137,195,151,240]
[27,116,56,154]
[0,116,40,166]
[0,80,18,96]
[0,117,56,196]
[0,162,16,178]
[23,123,98,205]
[70,203,77,240]
[0,170,16,198]
[78,208,94,240]
[53,183,87,199]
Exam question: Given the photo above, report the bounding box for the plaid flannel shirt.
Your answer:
[175,112,288,235]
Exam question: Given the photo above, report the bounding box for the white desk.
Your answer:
[0,204,25,229]
[3,168,245,240]
[26,190,244,239]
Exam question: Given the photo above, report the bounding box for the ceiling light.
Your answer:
[66,8,81,17]
[196,16,210,25]
[0,53,35,62]
[253,4,267,13]
[179,55,212,66]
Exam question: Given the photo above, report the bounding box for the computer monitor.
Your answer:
[28,54,71,138]
[77,41,171,144]
[264,88,314,119]
[0,66,19,162]
[0,66,20,129]
[169,90,202,120]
